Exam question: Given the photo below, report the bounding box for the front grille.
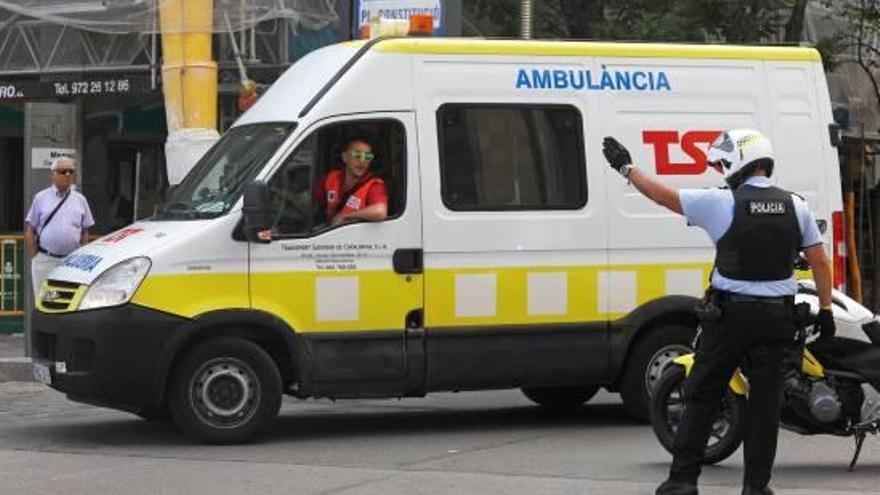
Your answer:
[38,280,87,313]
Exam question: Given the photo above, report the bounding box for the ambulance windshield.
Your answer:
[157,122,297,219]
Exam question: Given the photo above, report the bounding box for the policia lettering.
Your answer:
[749,200,786,215]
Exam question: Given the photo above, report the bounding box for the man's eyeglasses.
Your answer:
[348,150,375,161]
[54,169,76,176]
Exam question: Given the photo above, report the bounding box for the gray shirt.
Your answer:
[26,185,95,256]
[678,176,822,296]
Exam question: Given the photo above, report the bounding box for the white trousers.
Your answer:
[31,253,63,300]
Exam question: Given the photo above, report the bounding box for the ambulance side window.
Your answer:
[437,104,586,211]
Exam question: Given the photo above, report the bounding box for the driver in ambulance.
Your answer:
[317,138,388,226]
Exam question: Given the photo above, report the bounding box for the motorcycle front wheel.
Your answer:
[650,365,746,465]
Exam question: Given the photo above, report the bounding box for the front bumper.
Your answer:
[32,304,190,410]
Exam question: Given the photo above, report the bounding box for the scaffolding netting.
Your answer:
[0,0,339,34]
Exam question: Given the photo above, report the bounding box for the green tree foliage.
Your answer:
[819,0,880,107]
[465,0,799,42]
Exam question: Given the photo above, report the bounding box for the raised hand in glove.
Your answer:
[602,137,634,178]
[816,308,836,340]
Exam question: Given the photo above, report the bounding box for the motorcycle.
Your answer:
[650,279,880,470]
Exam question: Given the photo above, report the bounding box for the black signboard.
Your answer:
[0,75,155,100]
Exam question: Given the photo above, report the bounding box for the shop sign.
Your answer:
[354,0,445,36]
[31,148,76,169]
[0,83,25,99]
[0,75,154,100]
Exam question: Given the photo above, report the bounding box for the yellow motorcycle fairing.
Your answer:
[672,355,750,396]
[672,348,825,397]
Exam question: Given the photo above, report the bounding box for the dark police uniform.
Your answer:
[670,175,821,490]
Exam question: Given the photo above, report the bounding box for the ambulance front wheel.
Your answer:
[619,324,695,422]
[169,337,282,444]
[521,385,600,411]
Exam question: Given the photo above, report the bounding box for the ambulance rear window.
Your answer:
[437,104,586,211]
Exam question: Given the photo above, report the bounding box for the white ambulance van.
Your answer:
[32,38,845,443]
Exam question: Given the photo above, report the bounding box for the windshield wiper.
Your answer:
[165,202,195,212]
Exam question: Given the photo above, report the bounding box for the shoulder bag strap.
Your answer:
[37,190,71,238]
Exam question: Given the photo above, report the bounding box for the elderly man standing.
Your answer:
[24,157,95,299]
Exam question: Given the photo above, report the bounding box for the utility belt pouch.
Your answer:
[694,287,722,321]
[793,301,813,336]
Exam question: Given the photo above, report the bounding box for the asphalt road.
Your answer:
[0,383,878,495]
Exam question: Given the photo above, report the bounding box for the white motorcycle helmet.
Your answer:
[707,128,775,188]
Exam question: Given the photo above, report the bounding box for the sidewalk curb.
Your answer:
[0,357,34,382]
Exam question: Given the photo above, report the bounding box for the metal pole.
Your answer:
[133,151,142,222]
[520,0,533,39]
[249,0,257,62]
[240,0,247,60]
[151,0,158,90]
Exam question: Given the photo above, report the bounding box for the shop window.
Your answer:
[268,119,405,237]
[438,104,587,211]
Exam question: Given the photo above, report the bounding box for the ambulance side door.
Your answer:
[248,113,423,396]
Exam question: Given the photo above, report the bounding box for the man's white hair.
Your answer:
[50,157,76,171]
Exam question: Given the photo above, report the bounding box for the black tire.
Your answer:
[135,404,171,422]
[650,365,745,465]
[169,337,282,444]
[620,325,695,421]
[521,385,600,411]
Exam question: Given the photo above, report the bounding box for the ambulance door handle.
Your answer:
[393,248,423,275]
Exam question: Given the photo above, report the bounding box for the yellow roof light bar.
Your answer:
[370,38,821,62]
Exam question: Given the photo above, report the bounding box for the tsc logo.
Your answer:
[642,130,722,175]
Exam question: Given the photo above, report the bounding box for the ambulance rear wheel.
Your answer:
[170,337,282,444]
[620,325,695,422]
[521,385,600,411]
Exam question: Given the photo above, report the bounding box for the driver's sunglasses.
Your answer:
[348,150,375,161]
[54,168,76,176]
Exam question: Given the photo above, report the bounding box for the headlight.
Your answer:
[79,257,151,310]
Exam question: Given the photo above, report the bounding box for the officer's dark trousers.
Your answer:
[668,297,795,489]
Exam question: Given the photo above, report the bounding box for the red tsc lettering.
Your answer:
[642,130,722,175]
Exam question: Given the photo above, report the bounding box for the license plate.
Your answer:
[33,362,51,385]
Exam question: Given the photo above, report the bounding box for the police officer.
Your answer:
[602,129,836,495]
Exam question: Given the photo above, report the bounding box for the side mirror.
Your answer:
[243,180,272,243]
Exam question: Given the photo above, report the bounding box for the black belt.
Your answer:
[38,247,66,259]
[717,291,793,305]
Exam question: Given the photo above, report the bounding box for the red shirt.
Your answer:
[316,170,388,220]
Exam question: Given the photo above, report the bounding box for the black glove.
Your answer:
[816,308,836,340]
[602,137,633,177]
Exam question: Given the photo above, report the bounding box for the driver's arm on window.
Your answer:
[334,203,388,224]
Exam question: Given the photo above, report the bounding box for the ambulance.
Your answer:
[32,37,845,443]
